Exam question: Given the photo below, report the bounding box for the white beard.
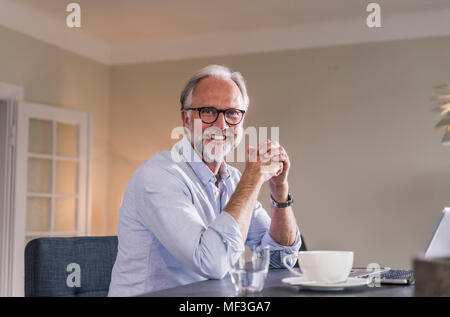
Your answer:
[191,126,242,163]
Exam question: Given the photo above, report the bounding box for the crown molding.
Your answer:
[0,0,111,64]
[110,8,450,64]
[1,0,450,65]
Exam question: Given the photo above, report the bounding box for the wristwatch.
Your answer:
[270,193,294,208]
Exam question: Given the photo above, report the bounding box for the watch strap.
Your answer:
[270,193,294,208]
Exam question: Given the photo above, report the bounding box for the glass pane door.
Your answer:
[25,118,80,243]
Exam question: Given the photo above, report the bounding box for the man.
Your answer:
[108,65,301,296]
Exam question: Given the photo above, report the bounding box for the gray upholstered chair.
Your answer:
[300,234,307,252]
[24,236,118,297]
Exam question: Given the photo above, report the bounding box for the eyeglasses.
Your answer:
[183,107,246,125]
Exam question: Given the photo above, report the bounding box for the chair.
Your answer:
[25,236,118,297]
[300,234,307,251]
[291,234,307,268]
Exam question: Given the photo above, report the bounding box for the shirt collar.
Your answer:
[178,136,230,184]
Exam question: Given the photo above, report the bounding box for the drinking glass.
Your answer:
[227,245,270,294]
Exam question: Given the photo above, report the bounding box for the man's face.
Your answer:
[183,76,245,163]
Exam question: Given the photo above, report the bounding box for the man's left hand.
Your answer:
[258,140,290,203]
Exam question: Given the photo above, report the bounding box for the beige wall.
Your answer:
[110,36,450,269]
[0,26,110,235]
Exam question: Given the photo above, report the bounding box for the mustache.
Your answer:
[202,127,236,139]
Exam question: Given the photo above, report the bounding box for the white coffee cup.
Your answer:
[283,251,354,283]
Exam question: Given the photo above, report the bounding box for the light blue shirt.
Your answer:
[108,136,301,296]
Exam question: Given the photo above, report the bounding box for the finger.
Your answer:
[276,163,283,176]
[278,145,289,158]
[270,154,285,163]
[270,158,283,175]
[271,154,288,175]
[285,154,290,169]
[246,146,258,162]
[260,142,282,163]
[261,161,281,176]
[262,147,282,162]
[277,147,290,168]
[257,140,270,156]
[258,140,280,156]
[271,152,288,163]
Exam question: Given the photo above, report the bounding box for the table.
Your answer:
[143,269,415,297]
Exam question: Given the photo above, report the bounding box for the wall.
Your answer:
[0,26,110,235]
[109,35,450,269]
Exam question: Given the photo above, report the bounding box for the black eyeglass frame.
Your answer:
[183,107,246,125]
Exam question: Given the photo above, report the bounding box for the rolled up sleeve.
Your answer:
[135,167,244,280]
[261,228,302,268]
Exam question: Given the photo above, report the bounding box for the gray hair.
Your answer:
[180,65,249,110]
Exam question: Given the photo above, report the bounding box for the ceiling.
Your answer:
[1,0,450,64]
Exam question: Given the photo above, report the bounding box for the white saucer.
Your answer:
[282,276,371,291]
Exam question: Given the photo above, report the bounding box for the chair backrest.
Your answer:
[300,234,307,251]
[25,236,118,297]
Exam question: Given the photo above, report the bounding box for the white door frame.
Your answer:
[12,101,91,296]
[0,83,23,297]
